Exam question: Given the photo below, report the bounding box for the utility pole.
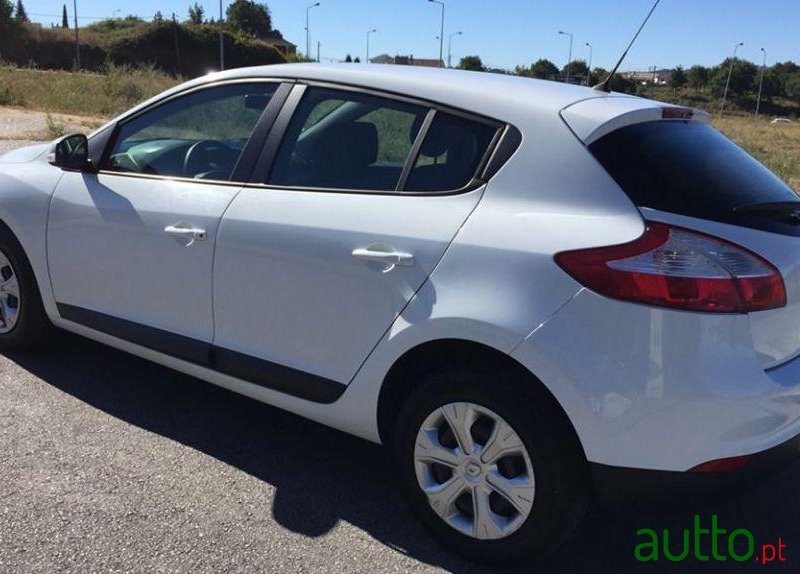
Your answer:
[448,31,462,68]
[720,41,743,117]
[219,0,224,70]
[306,2,320,60]
[317,41,321,63]
[428,0,445,66]
[756,48,766,118]
[172,13,181,76]
[558,31,573,82]
[73,0,80,70]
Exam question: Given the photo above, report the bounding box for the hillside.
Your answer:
[0,18,288,78]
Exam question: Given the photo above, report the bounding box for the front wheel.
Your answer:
[0,227,53,350]
[394,367,590,565]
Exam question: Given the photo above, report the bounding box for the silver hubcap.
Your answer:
[0,251,20,334]
[414,402,535,540]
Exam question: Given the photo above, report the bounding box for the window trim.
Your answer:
[95,78,292,186]
[251,80,513,197]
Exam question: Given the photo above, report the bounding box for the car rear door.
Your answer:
[211,84,502,396]
[47,81,287,363]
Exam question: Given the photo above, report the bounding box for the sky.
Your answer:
[22,0,800,71]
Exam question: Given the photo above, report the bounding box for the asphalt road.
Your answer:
[1,332,799,574]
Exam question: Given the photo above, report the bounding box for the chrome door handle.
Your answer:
[352,248,415,267]
[164,224,206,245]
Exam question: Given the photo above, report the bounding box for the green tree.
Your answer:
[786,72,800,103]
[14,0,27,21]
[457,55,485,72]
[0,0,13,32]
[226,0,272,38]
[61,3,68,27]
[152,10,164,22]
[589,67,637,94]
[353,56,361,63]
[710,58,757,97]
[687,65,709,89]
[561,60,588,80]
[527,58,558,79]
[669,66,687,89]
[344,54,353,63]
[187,2,204,24]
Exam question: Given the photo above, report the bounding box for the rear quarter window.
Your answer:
[590,121,800,236]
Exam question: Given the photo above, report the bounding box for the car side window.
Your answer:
[268,87,427,191]
[404,112,499,192]
[103,82,278,182]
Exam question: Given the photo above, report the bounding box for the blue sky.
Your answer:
[23,0,800,71]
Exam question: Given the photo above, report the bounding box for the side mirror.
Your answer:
[48,133,90,171]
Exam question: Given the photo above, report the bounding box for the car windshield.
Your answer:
[590,121,800,236]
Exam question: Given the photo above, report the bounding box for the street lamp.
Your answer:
[366,28,377,63]
[720,41,743,117]
[306,2,320,61]
[585,42,593,85]
[558,30,574,83]
[112,9,121,18]
[448,31,462,68]
[756,48,767,118]
[428,0,445,66]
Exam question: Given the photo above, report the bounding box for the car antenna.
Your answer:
[593,0,662,93]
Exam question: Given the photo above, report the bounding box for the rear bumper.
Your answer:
[591,431,800,506]
[511,288,800,472]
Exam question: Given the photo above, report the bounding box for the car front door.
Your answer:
[47,81,284,364]
[212,85,501,398]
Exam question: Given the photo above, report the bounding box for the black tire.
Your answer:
[393,364,590,565]
[0,225,54,350]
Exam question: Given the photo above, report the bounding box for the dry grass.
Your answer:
[713,116,800,191]
[0,65,179,118]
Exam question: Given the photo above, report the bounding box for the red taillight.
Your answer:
[689,455,752,473]
[555,222,786,313]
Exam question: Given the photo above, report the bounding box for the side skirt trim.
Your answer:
[56,303,346,404]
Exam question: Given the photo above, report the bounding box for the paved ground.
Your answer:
[1,123,799,574]
[2,332,799,574]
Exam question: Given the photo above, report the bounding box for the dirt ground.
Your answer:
[0,106,105,155]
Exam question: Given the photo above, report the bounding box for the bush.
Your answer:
[0,19,286,78]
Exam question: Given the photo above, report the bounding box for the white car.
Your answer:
[1,64,799,564]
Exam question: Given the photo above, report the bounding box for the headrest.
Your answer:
[315,122,378,168]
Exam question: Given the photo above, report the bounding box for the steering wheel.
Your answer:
[183,139,234,179]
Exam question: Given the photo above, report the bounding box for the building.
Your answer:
[624,69,672,86]
[369,54,444,68]
[264,38,297,57]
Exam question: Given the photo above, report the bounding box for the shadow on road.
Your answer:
[8,332,800,574]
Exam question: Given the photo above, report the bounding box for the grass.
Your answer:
[0,64,179,118]
[713,116,800,191]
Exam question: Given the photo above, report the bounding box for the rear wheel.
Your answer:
[394,366,589,565]
[0,228,53,350]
